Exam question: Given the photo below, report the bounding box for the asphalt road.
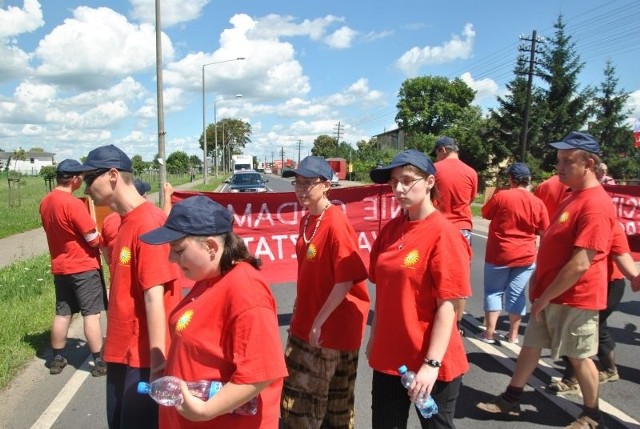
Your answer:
[1,174,639,429]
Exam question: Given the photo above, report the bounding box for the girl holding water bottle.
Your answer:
[140,196,288,429]
[367,150,472,429]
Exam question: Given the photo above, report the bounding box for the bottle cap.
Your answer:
[137,381,151,394]
[398,365,408,374]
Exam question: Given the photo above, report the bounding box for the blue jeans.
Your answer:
[483,263,535,316]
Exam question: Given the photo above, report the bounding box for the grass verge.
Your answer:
[0,254,54,389]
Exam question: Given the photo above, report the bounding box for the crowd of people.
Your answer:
[37,132,640,429]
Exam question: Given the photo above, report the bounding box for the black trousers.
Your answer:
[598,278,625,357]
[371,370,462,429]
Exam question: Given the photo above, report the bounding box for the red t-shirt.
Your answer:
[39,189,100,275]
[103,202,181,367]
[482,188,549,267]
[368,211,471,380]
[289,205,370,351]
[608,223,629,281]
[531,186,615,310]
[101,211,120,259]
[434,158,478,230]
[533,175,570,220]
[160,262,287,429]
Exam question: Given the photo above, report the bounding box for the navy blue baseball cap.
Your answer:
[134,179,151,196]
[77,144,133,172]
[507,162,530,179]
[282,156,333,181]
[56,159,83,174]
[140,195,233,244]
[370,149,437,184]
[430,136,457,155]
[548,131,601,155]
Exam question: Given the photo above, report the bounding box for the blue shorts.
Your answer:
[483,263,535,316]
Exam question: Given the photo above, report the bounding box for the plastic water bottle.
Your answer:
[398,365,439,419]
[137,376,258,415]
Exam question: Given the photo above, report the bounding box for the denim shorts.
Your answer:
[483,263,535,316]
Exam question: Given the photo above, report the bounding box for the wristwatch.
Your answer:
[423,358,442,368]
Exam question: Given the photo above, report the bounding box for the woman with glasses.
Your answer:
[368,150,471,429]
[280,156,370,429]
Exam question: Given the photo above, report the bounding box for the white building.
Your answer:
[0,151,56,176]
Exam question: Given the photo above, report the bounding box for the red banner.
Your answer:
[604,184,640,259]
[173,185,398,284]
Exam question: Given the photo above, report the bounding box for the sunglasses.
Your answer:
[83,169,110,187]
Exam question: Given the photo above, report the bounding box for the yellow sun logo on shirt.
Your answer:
[559,211,570,224]
[403,250,420,268]
[119,246,132,265]
[306,244,318,261]
[175,309,194,334]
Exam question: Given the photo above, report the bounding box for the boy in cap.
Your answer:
[477,132,616,429]
[479,163,549,344]
[39,159,107,376]
[77,145,181,429]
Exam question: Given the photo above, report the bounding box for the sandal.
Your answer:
[546,378,580,395]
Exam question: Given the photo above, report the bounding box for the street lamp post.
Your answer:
[201,57,245,183]
[213,94,243,176]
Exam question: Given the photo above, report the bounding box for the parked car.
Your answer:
[331,171,339,187]
[224,171,269,193]
[264,167,272,174]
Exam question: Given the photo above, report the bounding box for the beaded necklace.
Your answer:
[302,201,331,245]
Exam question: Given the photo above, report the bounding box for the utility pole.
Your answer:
[518,30,544,162]
[297,139,302,164]
[334,122,343,148]
[280,147,286,171]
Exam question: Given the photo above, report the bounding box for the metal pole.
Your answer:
[202,65,208,184]
[519,30,537,163]
[155,0,167,208]
[214,100,218,178]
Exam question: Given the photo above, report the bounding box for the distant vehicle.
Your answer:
[231,154,253,171]
[331,171,339,187]
[224,171,268,193]
[264,167,272,174]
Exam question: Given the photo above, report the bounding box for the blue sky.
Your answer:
[1,0,639,165]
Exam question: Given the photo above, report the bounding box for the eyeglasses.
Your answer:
[291,180,323,190]
[83,169,109,187]
[388,176,424,189]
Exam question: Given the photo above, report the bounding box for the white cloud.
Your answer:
[0,0,43,38]
[325,26,357,49]
[249,14,342,41]
[396,23,475,76]
[129,0,210,27]
[324,78,384,106]
[362,30,394,43]
[626,90,640,120]
[34,6,174,88]
[459,72,501,106]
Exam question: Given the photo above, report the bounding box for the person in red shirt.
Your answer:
[140,195,287,429]
[533,174,570,219]
[596,163,616,185]
[369,150,471,429]
[78,145,181,429]
[479,163,549,344]
[39,159,107,377]
[101,179,152,267]
[280,156,370,429]
[477,132,616,428]
[432,136,478,336]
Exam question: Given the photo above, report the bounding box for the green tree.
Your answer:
[199,118,252,170]
[395,76,476,139]
[589,60,636,179]
[534,15,594,171]
[189,155,202,168]
[131,155,150,175]
[166,151,190,174]
[490,55,545,163]
[29,147,45,152]
[311,135,338,158]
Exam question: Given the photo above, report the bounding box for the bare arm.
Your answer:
[144,285,167,380]
[309,281,353,347]
[531,247,595,321]
[162,182,174,215]
[411,298,459,400]
[614,253,639,281]
[177,380,272,422]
